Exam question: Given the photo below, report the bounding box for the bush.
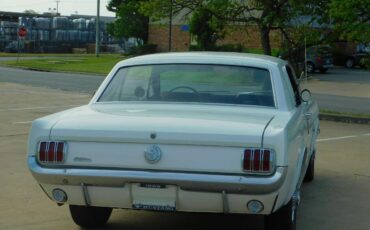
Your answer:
[189,44,244,52]
[360,57,370,69]
[129,44,157,55]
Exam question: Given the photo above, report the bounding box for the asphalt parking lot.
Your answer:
[0,82,369,230]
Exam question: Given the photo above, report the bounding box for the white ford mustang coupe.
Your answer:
[28,52,319,230]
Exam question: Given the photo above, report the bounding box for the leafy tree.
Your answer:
[328,0,370,43]
[107,0,149,43]
[140,0,369,55]
[189,8,225,50]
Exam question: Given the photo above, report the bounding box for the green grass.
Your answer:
[0,52,101,57]
[320,109,370,119]
[2,54,126,75]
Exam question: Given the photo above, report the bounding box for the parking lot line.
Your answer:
[0,105,81,112]
[318,133,370,142]
[12,121,33,125]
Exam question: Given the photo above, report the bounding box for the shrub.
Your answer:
[129,44,157,55]
[360,57,370,69]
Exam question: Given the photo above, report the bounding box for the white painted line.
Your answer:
[12,121,32,125]
[318,133,370,142]
[318,135,357,142]
[0,105,81,112]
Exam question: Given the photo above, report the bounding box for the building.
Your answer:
[0,11,116,53]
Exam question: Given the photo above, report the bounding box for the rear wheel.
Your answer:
[69,205,112,228]
[304,153,315,182]
[345,58,355,68]
[306,62,315,73]
[264,199,297,230]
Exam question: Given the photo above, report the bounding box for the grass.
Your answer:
[0,52,99,57]
[1,54,126,75]
[320,109,370,119]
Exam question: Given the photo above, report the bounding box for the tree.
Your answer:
[140,0,309,55]
[107,0,149,43]
[189,8,225,50]
[23,9,38,14]
[328,0,370,43]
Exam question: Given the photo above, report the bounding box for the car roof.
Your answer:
[117,52,287,68]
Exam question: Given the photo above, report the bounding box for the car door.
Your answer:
[285,65,316,184]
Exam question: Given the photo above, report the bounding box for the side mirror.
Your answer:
[301,89,311,102]
[300,71,305,79]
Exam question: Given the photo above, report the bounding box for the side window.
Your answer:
[285,65,301,106]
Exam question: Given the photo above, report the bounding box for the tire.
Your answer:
[304,153,315,182]
[306,62,315,73]
[345,58,355,68]
[265,199,297,230]
[319,68,328,73]
[69,205,112,228]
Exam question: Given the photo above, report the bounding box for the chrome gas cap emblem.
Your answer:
[144,145,162,164]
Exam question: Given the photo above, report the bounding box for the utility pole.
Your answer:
[95,0,100,57]
[168,0,173,52]
[56,0,60,15]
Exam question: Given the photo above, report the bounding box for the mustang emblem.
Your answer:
[144,145,162,164]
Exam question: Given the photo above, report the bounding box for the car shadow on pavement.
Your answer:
[96,210,264,230]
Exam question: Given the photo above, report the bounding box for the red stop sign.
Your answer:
[18,27,27,37]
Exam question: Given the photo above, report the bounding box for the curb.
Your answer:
[319,113,370,124]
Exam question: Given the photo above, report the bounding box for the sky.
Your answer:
[1,0,115,17]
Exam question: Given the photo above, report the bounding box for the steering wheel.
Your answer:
[235,92,264,105]
[169,86,199,94]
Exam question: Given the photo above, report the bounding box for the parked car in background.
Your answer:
[279,45,333,74]
[306,45,334,73]
[345,51,370,68]
[28,53,320,230]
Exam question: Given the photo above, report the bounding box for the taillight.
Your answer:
[243,148,275,174]
[316,56,323,64]
[38,141,66,164]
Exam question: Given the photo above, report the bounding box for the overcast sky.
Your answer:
[2,0,115,17]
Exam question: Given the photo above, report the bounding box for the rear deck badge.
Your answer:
[144,145,162,163]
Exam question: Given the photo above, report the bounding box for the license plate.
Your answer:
[140,183,166,189]
[132,203,176,211]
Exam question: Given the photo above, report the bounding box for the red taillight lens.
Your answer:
[243,148,274,174]
[38,141,66,164]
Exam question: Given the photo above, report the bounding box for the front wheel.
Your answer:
[319,68,328,73]
[264,199,297,230]
[69,205,112,228]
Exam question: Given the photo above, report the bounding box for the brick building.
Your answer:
[148,12,282,52]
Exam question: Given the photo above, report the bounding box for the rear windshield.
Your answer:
[98,64,275,107]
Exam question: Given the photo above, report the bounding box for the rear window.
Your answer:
[98,64,275,107]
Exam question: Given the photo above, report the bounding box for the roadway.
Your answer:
[0,65,369,114]
[0,83,369,230]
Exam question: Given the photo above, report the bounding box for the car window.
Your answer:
[285,65,301,106]
[98,64,275,107]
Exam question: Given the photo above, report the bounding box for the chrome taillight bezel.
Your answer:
[242,148,276,175]
[37,141,67,165]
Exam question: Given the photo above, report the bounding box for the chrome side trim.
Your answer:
[81,183,91,206]
[261,116,275,148]
[222,190,229,214]
[29,156,287,195]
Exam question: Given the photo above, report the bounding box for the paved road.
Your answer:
[315,67,370,84]
[0,66,369,114]
[0,66,104,93]
[1,83,369,230]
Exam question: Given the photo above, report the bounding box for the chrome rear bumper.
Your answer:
[28,156,287,194]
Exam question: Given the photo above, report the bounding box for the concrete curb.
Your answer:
[319,113,370,124]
